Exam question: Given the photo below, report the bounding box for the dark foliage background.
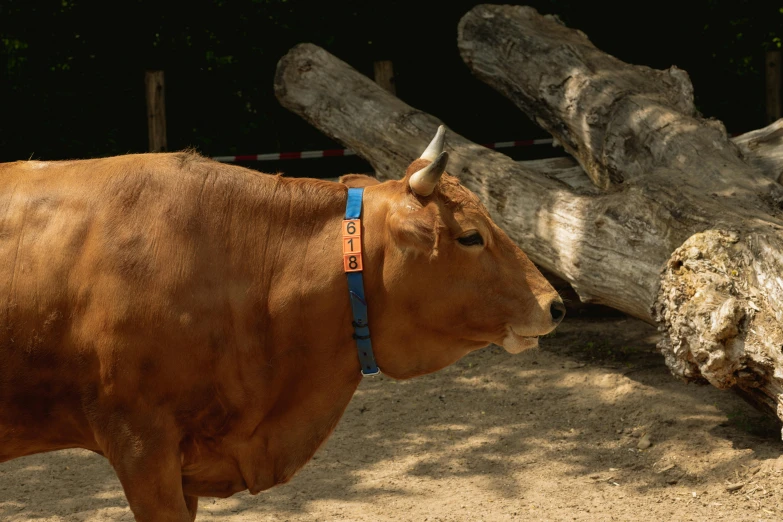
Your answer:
[1,0,782,176]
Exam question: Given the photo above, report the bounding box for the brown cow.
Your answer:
[0,127,563,521]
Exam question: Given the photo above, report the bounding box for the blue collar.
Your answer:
[343,187,380,376]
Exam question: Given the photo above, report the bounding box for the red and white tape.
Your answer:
[212,148,356,162]
[483,138,555,149]
[212,138,555,163]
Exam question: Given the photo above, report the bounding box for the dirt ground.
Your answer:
[2,314,783,521]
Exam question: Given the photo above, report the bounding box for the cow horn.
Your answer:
[419,125,446,161]
[409,151,449,196]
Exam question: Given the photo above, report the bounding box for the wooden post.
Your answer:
[145,70,167,152]
[766,51,781,124]
[373,60,396,95]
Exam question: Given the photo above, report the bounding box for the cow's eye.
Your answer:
[457,232,484,247]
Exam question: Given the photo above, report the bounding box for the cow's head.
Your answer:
[359,126,564,379]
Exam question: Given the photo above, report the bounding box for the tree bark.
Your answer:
[734,119,783,183]
[276,9,783,426]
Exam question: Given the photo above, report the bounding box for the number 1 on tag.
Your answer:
[343,237,361,253]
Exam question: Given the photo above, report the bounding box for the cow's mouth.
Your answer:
[500,329,540,354]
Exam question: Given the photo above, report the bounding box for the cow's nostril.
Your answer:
[550,299,566,324]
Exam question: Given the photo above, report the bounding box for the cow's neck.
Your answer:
[225,175,385,493]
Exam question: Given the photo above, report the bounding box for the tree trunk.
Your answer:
[275,7,783,428]
[145,70,167,153]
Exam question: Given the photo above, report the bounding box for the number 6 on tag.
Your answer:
[342,220,360,238]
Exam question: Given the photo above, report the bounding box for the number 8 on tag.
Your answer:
[343,254,363,272]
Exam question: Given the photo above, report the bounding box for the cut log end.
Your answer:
[654,229,783,426]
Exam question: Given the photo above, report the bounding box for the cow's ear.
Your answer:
[387,199,439,256]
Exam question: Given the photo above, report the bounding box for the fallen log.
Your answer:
[456,5,783,420]
[275,44,656,318]
[276,12,783,426]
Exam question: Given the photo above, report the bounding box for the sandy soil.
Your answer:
[2,314,783,521]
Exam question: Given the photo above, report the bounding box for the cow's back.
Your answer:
[0,153,265,460]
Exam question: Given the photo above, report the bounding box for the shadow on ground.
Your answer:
[1,315,781,521]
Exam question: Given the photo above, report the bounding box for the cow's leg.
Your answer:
[99,416,190,522]
[112,443,191,521]
[112,445,191,521]
[185,494,199,521]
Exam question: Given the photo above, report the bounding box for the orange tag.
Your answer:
[342,219,361,238]
[342,219,363,272]
[343,253,363,272]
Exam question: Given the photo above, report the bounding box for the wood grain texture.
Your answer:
[145,70,167,153]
